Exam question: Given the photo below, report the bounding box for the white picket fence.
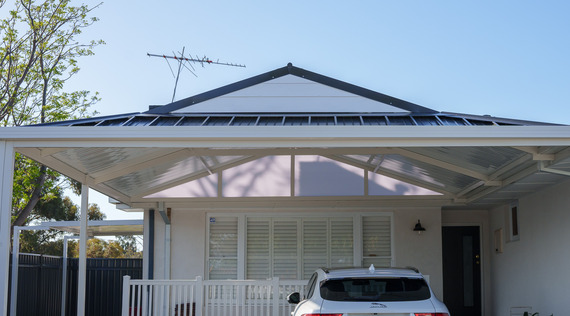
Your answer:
[121,276,306,316]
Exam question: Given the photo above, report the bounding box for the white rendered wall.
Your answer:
[162,207,444,299]
[170,210,206,279]
[490,178,570,316]
[393,207,444,299]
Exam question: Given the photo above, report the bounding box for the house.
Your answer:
[1,63,569,316]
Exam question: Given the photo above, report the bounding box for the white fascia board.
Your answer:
[3,126,570,147]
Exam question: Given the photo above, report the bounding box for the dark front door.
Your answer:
[442,226,481,316]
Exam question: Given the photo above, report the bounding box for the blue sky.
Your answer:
[60,1,570,219]
[68,1,570,124]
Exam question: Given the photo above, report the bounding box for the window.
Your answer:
[320,278,430,302]
[306,272,318,299]
[206,213,392,280]
[362,215,392,267]
[207,216,238,280]
[509,202,520,241]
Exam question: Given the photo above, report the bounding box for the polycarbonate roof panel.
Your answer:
[104,155,245,196]
[52,147,164,174]
[404,147,528,175]
[378,154,478,193]
[344,153,479,193]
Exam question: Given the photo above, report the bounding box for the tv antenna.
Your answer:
[148,47,246,102]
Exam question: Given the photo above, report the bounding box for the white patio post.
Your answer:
[77,184,89,316]
[0,141,14,316]
[9,226,21,316]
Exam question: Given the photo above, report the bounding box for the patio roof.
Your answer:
[10,64,570,211]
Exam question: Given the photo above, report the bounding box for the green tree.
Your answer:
[117,235,143,258]
[0,0,102,230]
[68,238,130,259]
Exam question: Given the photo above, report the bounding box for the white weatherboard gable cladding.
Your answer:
[172,75,409,113]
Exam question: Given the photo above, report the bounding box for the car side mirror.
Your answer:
[287,292,300,304]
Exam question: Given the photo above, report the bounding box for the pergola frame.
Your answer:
[9,220,143,316]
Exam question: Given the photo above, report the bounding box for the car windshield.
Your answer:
[320,277,431,302]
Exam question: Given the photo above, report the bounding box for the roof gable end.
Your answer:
[145,63,438,115]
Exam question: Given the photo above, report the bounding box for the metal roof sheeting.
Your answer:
[34,112,558,128]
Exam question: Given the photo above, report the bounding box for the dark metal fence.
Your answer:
[9,253,142,316]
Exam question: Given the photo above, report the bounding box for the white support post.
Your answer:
[77,185,89,316]
[9,227,20,316]
[121,275,131,316]
[0,141,14,316]
[62,236,79,316]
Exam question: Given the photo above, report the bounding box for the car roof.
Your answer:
[320,266,423,279]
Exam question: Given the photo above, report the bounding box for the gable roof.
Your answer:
[145,63,437,115]
[35,63,560,127]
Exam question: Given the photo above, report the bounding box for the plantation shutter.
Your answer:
[246,218,270,279]
[208,216,238,279]
[302,219,328,279]
[362,215,392,267]
[330,218,353,268]
[272,219,298,279]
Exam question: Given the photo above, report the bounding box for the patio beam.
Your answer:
[8,125,570,148]
[512,146,555,160]
[131,195,456,209]
[466,163,541,204]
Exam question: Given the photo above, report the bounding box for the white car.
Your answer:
[287,265,450,316]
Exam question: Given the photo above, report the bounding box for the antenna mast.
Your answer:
[148,47,246,102]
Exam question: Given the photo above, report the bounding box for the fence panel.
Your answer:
[9,253,142,316]
[9,254,63,316]
[67,257,143,316]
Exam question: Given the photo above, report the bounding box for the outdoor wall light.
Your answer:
[413,220,426,235]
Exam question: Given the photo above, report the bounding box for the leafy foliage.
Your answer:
[67,237,141,259]
[1,0,102,231]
